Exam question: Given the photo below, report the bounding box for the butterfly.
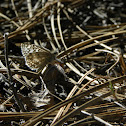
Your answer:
[21,43,56,71]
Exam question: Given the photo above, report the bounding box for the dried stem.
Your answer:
[4,33,26,112]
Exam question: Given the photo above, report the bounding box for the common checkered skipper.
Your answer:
[21,43,55,71]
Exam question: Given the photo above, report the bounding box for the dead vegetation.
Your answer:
[0,0,126,125]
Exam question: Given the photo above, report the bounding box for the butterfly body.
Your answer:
[21,43,55,71]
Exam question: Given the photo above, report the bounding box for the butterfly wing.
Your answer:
[21,43,51,57]
[26,52,55,70]
[21,43,55,70]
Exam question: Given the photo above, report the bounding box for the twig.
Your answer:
[43,18,57,51]
[52,91,114,126]
[33,0,42,11]
[63,75,98,116]
[4,33,26,112]
[95,49,120,73]
[66,62,98,84]
[50,68,95,125]
[51,6,61,49]
[4,33,12,82]
[0,12,19,28]
[11,0,31,41]
[80,110,113,126]
[21,75,126,126]
[27,0,33,18]
[57,2,67,50]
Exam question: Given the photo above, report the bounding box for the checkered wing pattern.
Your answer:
[21,43,55,70]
